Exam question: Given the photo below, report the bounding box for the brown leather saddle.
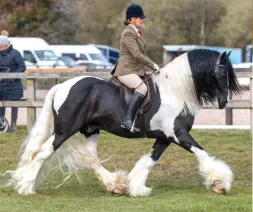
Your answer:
[108,76,152,115]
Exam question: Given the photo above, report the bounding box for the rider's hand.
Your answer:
[154,63,160,74]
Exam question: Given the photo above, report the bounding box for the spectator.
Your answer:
[0,30,26,132]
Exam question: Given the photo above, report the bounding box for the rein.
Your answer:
[135,71,156,90]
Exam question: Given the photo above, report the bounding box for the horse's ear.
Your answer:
[226,51,232,58]
[220,52,227,62]
[216,52,227,65]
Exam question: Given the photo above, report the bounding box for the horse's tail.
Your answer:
[18,84,60,167]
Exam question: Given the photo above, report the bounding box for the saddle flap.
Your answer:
[108,76,152,114]
[108,77,122,88]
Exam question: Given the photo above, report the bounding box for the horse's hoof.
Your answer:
[112,188,126,195]
[213,186,226,195]
[128,185,152,197]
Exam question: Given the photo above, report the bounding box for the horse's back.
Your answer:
[53,76,106,113]
[63,75,103,90]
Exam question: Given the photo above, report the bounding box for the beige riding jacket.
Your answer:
[112,25,156,76]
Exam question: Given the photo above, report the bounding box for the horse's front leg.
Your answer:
[127,137,172,197]
[175,129,233,194]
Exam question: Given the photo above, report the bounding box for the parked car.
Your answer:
[92,44,119,64]
[75,60,112,70]
[24,61,38,68]
[57,56,79,68]
[50,45,113,69]
[9,37,60,68]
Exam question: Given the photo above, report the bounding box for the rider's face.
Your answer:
[132,17,145,29]
[0,45,7,51]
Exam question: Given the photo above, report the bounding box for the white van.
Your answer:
[50,45,113,68]
[93,44,119,64]
[9,37,62,67]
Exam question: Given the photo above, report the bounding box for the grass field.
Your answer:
[0,127,251,212]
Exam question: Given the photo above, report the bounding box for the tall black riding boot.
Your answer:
[121,92,144,132]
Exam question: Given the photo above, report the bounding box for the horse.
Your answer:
[2,49,241,197]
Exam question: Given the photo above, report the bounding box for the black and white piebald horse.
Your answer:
[3,49,241,197]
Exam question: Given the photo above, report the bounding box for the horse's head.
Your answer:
[187,49,242,109]
[214,51,242,109]
[215,52,230,109]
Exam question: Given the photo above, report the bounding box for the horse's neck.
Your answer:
[151,75,185,108]
[151,60,199,115]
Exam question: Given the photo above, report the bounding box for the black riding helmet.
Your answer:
[126,4,147,20]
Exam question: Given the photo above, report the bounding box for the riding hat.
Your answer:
[126,4,147,20]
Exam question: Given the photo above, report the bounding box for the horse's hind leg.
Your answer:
[9,134,58,195]
[79,130,128,194]
[9,129,76,195]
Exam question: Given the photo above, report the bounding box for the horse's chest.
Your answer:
[149,104,182,137]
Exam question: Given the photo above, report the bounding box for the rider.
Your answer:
[112,4,160,132]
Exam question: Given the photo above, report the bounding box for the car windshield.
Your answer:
[35,50,58,61]
[60,57,77,66]
[89,53,107,61]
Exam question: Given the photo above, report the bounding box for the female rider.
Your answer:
[112,4,160,132]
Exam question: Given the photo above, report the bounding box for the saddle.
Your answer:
[108,76,152,115]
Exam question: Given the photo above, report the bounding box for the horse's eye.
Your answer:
[220,72,227,77]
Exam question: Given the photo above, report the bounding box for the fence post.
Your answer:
[54,78,59,85]
[27,78,36,132]
[250,77,253,138]
[225,92,233,125]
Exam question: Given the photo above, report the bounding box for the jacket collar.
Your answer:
[126,25,145,45]
[127,24,137,34]
[128,24,138,33]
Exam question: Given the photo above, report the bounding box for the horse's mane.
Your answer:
[188,49,242,106]
[153,53,199,115]
[226,58,242,94]
[153,49,242,115]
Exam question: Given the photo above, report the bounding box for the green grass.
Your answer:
[0,127,251,212]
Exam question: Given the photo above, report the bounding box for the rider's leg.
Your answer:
[117,74,147,132]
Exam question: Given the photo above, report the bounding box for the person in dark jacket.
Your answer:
[0,30,26,131]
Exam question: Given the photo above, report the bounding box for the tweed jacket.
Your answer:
[112,25,155,76]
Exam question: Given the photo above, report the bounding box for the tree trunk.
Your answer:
[200,0,206,45]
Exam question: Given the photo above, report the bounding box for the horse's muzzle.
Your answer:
[219,100,228,109]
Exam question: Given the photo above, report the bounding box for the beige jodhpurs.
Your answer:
[117,74,147,96]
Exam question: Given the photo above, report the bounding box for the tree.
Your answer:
[1,0,250,63]
[76,0,130,46]
[0,0,81,44]
[216,0,252,48]
[0,1,55,36]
